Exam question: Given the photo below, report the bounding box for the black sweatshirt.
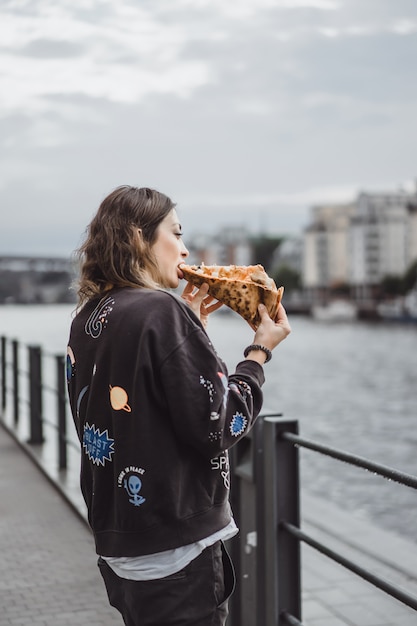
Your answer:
[67,287,265,557]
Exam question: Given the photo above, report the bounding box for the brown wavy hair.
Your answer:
[75,186,175,308]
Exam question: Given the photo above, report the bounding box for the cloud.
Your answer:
[167,0,340,19]
[1,0,416,117]
[17,38,85,58]
[0,1,214,114]
[188,183,360,208]
[0,0,416,255]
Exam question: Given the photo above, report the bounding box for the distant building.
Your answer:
[302,184,417,302]
[406,196,417,268]
[0,256,76,304]
[303,202,356,292]
[187,227,252,266]
[272,236,303,274]
[349,191,412,298]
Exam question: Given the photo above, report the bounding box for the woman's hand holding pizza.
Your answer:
[181,282,223,329]
[244,303,291,365]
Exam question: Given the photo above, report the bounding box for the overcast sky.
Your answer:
[1,0,416,256]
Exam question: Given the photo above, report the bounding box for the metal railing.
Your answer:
[1,334,417,625]
[228,417,301,626]
[0,335,76,471]
[228,416,417,626]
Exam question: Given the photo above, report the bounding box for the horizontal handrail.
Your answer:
[277,426,417,624]
[283,521,417,611]
[282,431,417,490]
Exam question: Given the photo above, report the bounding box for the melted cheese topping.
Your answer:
[189,263,276,290]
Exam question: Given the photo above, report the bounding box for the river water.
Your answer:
[1,303,417,542]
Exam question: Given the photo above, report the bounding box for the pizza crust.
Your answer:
[180,263,284,329]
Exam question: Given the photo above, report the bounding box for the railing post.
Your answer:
[259,417,301,626]
[228,428,257,626]
[28,345,44,444]
[1,336,6,413]
[12,340,19,425]
[56,354,67,470]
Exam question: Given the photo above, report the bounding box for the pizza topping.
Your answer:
[185,263,275,288]
[249,269,276,289]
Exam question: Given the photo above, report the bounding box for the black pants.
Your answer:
[98,541,235,626]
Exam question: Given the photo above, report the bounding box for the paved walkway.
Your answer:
[300,494,417,625]
[1,421,417,626]
[0,424,122,626]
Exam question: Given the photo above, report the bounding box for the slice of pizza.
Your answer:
[180,263,284,329]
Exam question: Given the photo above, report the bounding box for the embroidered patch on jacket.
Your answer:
[229,380,252,401]
[239,380,252,399]
[200,375,215,402]
[209,430,222,442]
[83,423,115,466]
[66,346,75,382]
[118,467,146,507]
[109,385,132,412]
[230,412,247,437]
[210,453,230,489]
[76,385,89,419]
[85,296,115,338]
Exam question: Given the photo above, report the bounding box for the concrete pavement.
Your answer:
[300,493,417,625]
[0,424,122,626]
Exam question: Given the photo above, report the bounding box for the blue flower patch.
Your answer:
[230,412,247,437]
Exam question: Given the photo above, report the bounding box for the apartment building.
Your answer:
[350,191,411,299]
[303,202,356,290]
[303,185,417,299]
[406,196,417,269]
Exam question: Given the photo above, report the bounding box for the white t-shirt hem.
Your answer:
[101,519,238,581]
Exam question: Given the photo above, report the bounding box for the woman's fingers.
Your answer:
[204,300,223,315]
[181,282,195,297]
[181,282,223,325]
[193,283,209,302]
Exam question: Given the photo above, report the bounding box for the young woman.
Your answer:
[67,185,291,626]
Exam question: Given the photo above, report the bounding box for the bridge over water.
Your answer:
[0,255,76,304]
[0,255,74,273]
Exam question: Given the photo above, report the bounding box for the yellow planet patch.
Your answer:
[109,385,132,412]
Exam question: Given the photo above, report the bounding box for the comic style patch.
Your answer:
[83,423,115,466]
[118,466,146,507]
[85,296,115,338]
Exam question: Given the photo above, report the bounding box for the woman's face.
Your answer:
[152,209,189,288]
